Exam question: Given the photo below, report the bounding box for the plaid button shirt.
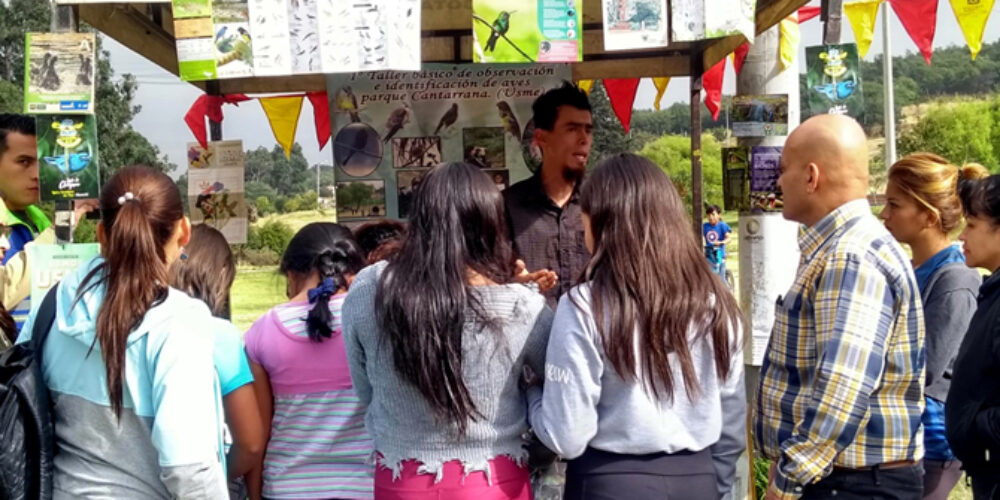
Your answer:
[754,199,925,499]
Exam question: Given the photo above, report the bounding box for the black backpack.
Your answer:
[0,286,60,500]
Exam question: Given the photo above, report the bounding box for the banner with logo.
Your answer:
[805,43,864,118]
[36,115,100,201]
[28,243,101,315]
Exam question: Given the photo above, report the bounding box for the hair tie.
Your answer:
[307,277,337,304]
[117,192,137,206]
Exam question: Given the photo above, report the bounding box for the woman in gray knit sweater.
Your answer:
[342,162,553,499]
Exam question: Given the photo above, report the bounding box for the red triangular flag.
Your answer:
[307,92,331,150]
[602,78,641,134]
[703,58,726,121]
[732,42,751,74]
[888,0,938,64]
[798,6,821,23]
[184,94,250,148]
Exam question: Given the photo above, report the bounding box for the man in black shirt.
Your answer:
[504,82,593,308]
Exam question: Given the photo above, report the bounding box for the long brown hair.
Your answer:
[81,166,185,417]
[578,154,743,401]
[169,224,235,319]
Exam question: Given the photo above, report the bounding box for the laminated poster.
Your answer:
[186,140,248,243]
[472,0,583,63]
[602,0,669,51]
[35,115,100,201]
[24,33,96,114]
[670,0,754,42]
[28,243,101,315]
[326,63,570,221]
[722,147,750,212]
[749,146,782,213]
[805,43,864,119]
[731,94,789,137]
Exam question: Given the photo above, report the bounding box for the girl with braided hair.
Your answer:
[244,222,373,499]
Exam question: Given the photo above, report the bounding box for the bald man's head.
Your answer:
[777,115,870,226]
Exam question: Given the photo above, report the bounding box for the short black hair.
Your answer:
[354,219,406,257]
[960,175,1000,226]
[531,81,591,131]
[706,205,722,215]
[0,114,36,158]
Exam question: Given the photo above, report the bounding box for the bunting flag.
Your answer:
[888,0,938,64]
[950,0,996,60]
[259,95,304,158]
[652,77,671,111]
[703,58,725,121]
[844,0,883,58]
[306,91,331,150]
[577,80,595,95]
[603,78,640,133]
[779,13,800,72]
[184,93,251,148]
[732,42,751,74]
[798,5,822,23]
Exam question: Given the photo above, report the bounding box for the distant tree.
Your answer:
[337,182,375,215]
[638,133,724,211]
[898,99,998,172]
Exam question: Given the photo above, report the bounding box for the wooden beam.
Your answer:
[79,3,178,74]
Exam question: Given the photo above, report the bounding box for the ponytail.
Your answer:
[960,163,989,183]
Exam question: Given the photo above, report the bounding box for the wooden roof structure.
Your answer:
[77,0,809,95]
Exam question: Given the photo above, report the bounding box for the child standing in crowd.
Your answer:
[19,166,228,498]
[703,205,731,285]
[880,154,987,500]
[342,162,553,499]
[244,222,373,500]
[169,224,265,496]
[947,174,1000,499]
[525,154,745,500]
[353,219,406,264]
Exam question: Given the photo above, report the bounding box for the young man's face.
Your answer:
[536,105,593,179]
[0,132,40,211]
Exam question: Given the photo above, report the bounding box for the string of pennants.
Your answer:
[583,0,995,133]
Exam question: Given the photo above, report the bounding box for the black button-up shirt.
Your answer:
[503,174,589,308]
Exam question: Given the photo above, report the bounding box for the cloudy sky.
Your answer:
[105,0,1000,174]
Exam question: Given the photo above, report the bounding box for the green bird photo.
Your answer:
[484,11,512,53]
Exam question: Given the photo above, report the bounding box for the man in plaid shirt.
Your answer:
[754,115,926,500]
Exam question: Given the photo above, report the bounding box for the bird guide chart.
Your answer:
[23,33,96,114]
[471,0,583,63]
[326,63,570,221]
[170,0,420,81]
[35,115,100,201]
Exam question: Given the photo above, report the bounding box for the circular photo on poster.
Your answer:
[334,123,383,178]
[521,118,542,174]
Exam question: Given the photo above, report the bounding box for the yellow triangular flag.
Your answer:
[577,80,594,95]
[844,0,883,58]
[652,78,670,111]
[950,0,996,60]
[259,96,304,159]
[779,13,800,72]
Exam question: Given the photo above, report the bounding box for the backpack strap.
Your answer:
[32,285,59,359]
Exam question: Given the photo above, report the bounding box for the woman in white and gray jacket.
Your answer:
[526,154,746,500]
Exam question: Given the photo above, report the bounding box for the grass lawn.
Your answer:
[257,209,337,233]
[231,266,286,331]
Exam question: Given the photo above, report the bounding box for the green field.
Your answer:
[231,266,287,331]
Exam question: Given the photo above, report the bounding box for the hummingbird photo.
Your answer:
[484,11,513,53]
[496,101,521,140]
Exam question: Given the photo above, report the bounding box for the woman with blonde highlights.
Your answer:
[880,153,988,500]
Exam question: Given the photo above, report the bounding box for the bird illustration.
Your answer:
[383,102,411,143]
[43,153,91,175]
[343,129,369,165]
[484,11,512,53]
[238,27,251,44]
[434,103,458,135]
[335,87,361,122]
[496,101,521,140]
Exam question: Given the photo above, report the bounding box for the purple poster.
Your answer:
[750,146,783,212]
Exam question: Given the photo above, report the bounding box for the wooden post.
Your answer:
[50,3,80,244]
[206,80,223,141]
[690,52,704,240]
[822,0,843,44]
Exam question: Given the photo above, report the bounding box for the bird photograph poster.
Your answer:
[185,140,248,244]
[23,32,96,114]
[36,114,100,202]
[471,0,583,63]
[805,43,863,119]
[602,0,668,51]
[326,63,570,221]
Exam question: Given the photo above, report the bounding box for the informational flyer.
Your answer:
[671,0,755,41]
[186,140,248,243]
[472,0,583,63]
[670,0,704,41]
[750,146,782,213]
[602,0,669,51]
[28,243,101,315]
[326,63,570,221]
[36,115,100,201]
[722,147,750,212]
[247,0,292,76]
[805,43,864,119]
[731,94,789,137]
[212,1,254,79]
[23,33,96,114]
[318,0,421,73]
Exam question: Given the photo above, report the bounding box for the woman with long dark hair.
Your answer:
[343,162,553,499]
[19,166,228,498]
[526,154,745,500]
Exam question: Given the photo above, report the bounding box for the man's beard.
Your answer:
[562,164,585,184]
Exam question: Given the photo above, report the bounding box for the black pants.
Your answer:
[563,447,718,500]
[971,474,1000,500]
[801,464,923,500]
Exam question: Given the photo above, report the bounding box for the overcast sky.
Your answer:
[106,0,1000,174]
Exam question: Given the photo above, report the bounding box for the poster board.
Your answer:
[805,43,864,119]
[749,146,782,213]
[28,243,101,315]
[186,140,248,243]
[731,94,789,137]
[326,63,570,221]
[602,0,669,51]
[722,147,750,212]
[472,0,583,62]
[670,0,754,42]
[36,115,100,201]
[23,33,96,114]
